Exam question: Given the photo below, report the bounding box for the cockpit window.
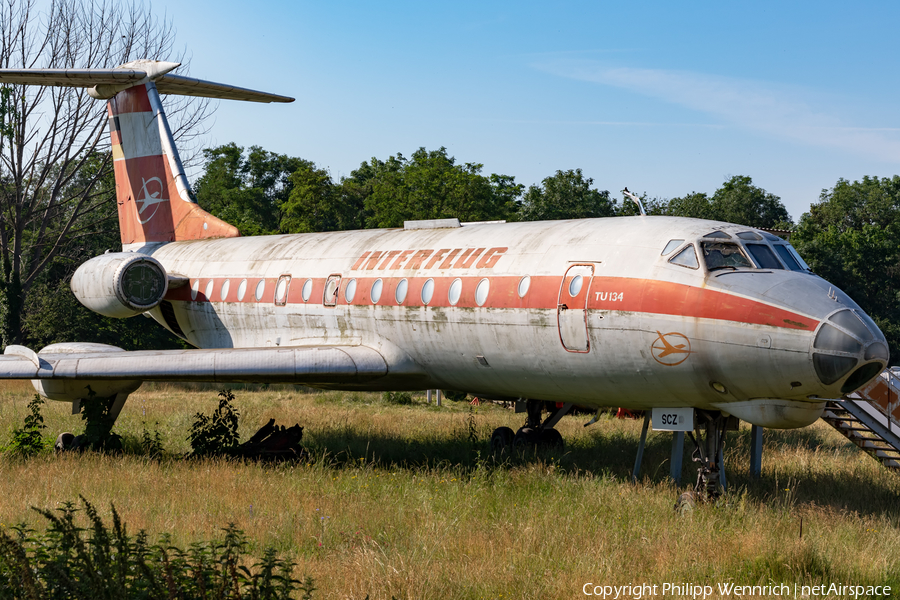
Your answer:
[761,231,783,241]
[701,242,753,270]
[704,231,731,239]
[773,245,802,271]
[737,231,763,241]
[786,245,810,270]
[745,244,784,269]
[661,239,684,256]
[669,244,699,269]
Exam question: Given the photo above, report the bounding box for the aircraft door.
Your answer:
[557,264,593,353]
[323,274,341,307]
[274,275,291,307]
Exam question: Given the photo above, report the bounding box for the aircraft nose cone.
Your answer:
[812,308,889,393]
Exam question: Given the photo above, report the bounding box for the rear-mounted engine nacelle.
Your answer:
[71,252,168,318]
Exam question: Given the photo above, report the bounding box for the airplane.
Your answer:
[0,59,890,497]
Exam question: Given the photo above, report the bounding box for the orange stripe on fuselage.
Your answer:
[164,274,818,331]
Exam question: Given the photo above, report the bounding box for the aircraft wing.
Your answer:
[0,345,389,384]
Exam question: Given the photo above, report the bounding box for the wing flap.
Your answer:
[0,346,387,384]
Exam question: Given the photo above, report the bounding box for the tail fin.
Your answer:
[0,59,294,248]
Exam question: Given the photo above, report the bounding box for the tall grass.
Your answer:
[1,381,899,599]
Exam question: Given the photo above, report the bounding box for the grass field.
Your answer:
[1,380,899,599]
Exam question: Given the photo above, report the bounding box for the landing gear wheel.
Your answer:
[538,428,564,450]
[490,427,514,453]
[513,427,539,449]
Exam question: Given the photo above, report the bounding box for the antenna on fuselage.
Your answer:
[622,187,646,216]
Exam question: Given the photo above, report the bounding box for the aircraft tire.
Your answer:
[490,427,514,453]
[513,427,539,449]
[538,428,564,450]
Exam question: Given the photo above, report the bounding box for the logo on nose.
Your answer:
[651,331,693,366]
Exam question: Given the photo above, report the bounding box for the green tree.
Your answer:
[791,176,900,363]
[280,162,363,233]
[664,176,791,228]
[663,191,715,220]
[709,175,791,228]
[194,143,307,235]
[360,147,522,228]
[518,168,614,221]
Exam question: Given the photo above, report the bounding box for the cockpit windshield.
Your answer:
[664,233,812,273]
[700,242,753,270]
[773,244,804,271]
[745,244,783,269]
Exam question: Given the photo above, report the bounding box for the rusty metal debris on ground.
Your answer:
[234,418,309,461]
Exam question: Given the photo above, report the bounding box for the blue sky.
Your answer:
[152,0,900,222]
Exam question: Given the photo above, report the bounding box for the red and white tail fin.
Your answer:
[109,80,238,245]
[0,59,294,248]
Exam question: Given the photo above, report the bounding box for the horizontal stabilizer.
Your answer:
[0,60,294,103]
[0,345,387,383]
[155,73,294,103]
[0,68,146,87]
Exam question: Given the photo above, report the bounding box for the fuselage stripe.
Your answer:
[165,274,819,331]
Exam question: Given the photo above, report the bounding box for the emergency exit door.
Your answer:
[557,264,593,352]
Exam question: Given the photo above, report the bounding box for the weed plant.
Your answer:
[188,390,241,456]
[4,395,45,456]
[0,497,314,599]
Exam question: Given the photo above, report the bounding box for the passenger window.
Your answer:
[745,244,783,269]
[669,245,699,269]
[661,239,683,255]
[701,242,752,270]
[773,245,802,270]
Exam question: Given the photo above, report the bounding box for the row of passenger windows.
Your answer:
[662,232,810,273]
[337,276,502,305]
[191,275,536,305]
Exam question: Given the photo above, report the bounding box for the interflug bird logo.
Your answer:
[651,331,693,366]
[136,176,168,224]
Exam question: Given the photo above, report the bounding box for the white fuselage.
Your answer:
[140,216,887,424]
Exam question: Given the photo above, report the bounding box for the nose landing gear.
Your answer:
[490,399,572,454]
[685,410,730,501]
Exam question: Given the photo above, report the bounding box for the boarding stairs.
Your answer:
[820,368,900,471]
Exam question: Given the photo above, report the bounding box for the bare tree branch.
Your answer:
[0,0,213,343]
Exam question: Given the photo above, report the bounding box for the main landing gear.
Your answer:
[490,399,572,454]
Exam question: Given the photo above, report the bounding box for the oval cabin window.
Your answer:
[395,278,408,304]
[475,278,490,306]
[517,275,530,298]
[371,279,383,304]
[448,278,462,305]
[421,278,434,305]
